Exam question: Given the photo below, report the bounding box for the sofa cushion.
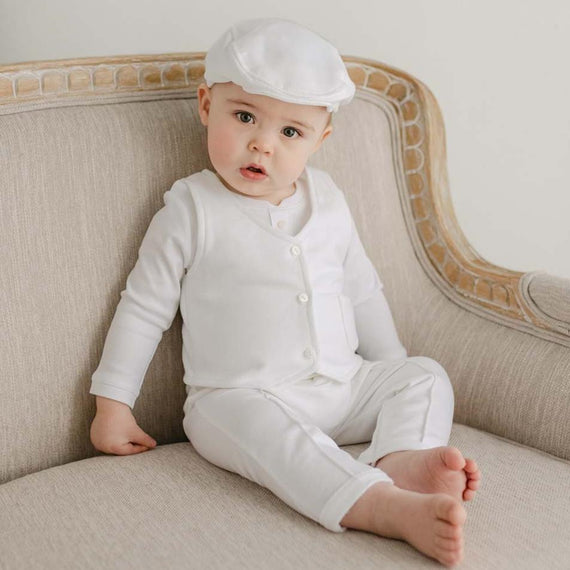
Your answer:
[0,423,568,569]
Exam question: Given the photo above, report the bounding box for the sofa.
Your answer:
[1,52,569,569]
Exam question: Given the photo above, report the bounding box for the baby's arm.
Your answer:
[353,288,408,361]
[89,179,195,454]
[342,213,407,361]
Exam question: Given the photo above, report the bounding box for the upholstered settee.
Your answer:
[1,53,569,569]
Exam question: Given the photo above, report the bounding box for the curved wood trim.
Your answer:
[1,52,567,344]
[342,55,567,344]
[0,54,206,103]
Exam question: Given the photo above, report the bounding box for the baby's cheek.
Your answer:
[209,126,237,163]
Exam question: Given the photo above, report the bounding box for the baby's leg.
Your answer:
[183,387,392,533]
[183,386,464,565]
[331,357,480,502]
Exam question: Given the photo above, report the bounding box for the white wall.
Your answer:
[2,0,568,278]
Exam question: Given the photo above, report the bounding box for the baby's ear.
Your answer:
[311,125,333,155]
[197,83,211,126]
[319,124,334,144]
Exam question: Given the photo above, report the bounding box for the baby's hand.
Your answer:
[90,396,158,455]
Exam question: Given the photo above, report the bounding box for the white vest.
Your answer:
[179,166,363,390]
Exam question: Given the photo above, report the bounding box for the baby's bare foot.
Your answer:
[388,487,466,567]
[342,482,466,567]
[375,446,481,502]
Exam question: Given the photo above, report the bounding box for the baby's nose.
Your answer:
[248,138,273,154]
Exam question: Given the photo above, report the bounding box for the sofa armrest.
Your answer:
[344,56,570,349]
[520,272,570,335]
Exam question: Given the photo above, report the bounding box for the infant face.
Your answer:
[197,81,333,205]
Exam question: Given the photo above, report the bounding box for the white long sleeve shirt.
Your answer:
[90,166,407,408]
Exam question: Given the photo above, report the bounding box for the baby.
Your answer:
[89,18,481,567]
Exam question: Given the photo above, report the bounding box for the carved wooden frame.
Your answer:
[1,53,567,346]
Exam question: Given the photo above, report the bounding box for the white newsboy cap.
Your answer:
[204,18,355,113]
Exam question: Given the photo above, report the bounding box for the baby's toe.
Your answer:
[435,520,462,539]
[465,458,481,477]
[463,488,476,501]
[439,548,464,568]
[467,478,480,490]
[441,447,467,471]
[435,495,466,526]
[435,535,464,551]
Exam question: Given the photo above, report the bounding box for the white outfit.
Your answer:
[90,166,407,403]
[90,165,454,532]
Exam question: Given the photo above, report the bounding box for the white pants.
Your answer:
[182,356,454,533]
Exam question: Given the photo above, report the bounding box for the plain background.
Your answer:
[1,0,569,279]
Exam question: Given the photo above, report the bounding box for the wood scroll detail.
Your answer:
[342,56,562,338]
[0,55,206,100]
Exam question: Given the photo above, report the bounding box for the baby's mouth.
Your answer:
[243,163,267,174]
[240,166,268,181]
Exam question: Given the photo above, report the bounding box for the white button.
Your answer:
[290,245,301,256]
[297,293,309,303]
[276,220,286,229]
[303,348,314,359]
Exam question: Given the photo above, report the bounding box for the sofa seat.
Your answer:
[1,423,568,570]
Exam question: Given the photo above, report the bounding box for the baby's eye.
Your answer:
[234,111,253,124]
[283,126,301,138]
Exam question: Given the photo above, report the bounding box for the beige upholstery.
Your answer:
[1,424,569,569]
[1,53,569,568]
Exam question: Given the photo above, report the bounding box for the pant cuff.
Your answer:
[358,437,449,467]
[318,469,393,533]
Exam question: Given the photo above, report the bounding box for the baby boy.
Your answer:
[90,18,481,567]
